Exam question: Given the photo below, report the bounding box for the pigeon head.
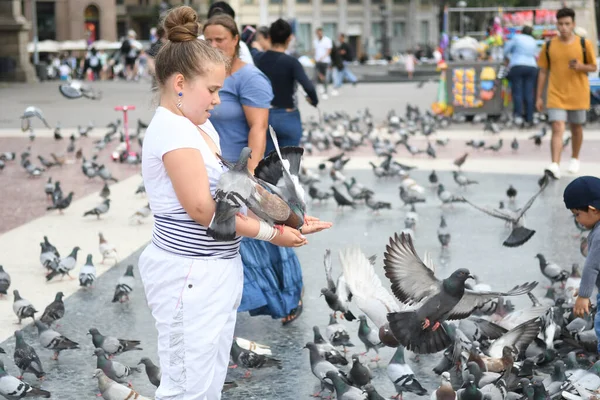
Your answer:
[320,288,331,297]
[86,254,93,264]
[88,328,100,336]
[93,348,107,358]
[467,374,476,385]
[55,292,64,301]
[441,371,451,383]
[351,354,360,363]
[14,330,24,342]
[312,326,325,343]
[0,359,4,371]
[92,369,105,379]
[34,320,48,332]
[0,266,3,273]
[449,268,474,283]
[437,184,445,194]
[138,357,152,366]
[303,342,317,351]
[13,290,21,300]
[517,378,531,389]
[358,314,367,322]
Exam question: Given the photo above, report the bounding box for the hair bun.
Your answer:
[164,6,199,43]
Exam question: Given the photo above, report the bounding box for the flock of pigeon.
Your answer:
[0,99,592,400]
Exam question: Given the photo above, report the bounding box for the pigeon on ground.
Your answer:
[327,314,354,349]
[0,359,50,399]
[99,232,118,265]
[358,315,384,360]
[130,203,151,224]
[364,384,387,400]
[42,236,59,259]
[304,342,345,398]
[485,139,503,152]
[83,199,111,219]
[13,290,37,324]
[313,326,348,365]
[535,254,569,284]
[399,187,426,206]
[431,372,456,400]
[322,249,356,321]
[230,339,282,377]
[93,369,150,400]
[79,254,96,288]
[331,182,356,209]
[365,193,391,213]
[454,153,468,169]
[43,178,54,201]
[309,186,332,201]
[0,266,11,298]
[349,354,372,387]
[97,165,118,183]
[138,357,161,387]
[438,184,465,205]
[462,182,547,247]
[382,233,537,354]
[100,183,110,199]
[88,328,142,357]
[326,370,367,399]
[34,320,79,360]
[511,138,519,152]
[387,346,427,398]
[506,185,517,201]
[46,192,74,214]
[112,265,135,303]
[39,292,64,326]
[94,348,140,384]
[46,246,80,281]
[437,216,451,248]
[13,330,45,379]
[453,171,478,188]
[429,171,439,186]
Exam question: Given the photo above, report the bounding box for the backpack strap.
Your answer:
[580,36,587,64]
[545,38,551,69]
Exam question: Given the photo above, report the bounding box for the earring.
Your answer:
[177,91,183,108]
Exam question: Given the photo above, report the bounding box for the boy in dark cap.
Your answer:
[568,176,600,349]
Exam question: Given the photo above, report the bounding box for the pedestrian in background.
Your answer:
[313,27,333,99]
[504,25,538,128]
[536,7,597,179]
[332,33,358,92]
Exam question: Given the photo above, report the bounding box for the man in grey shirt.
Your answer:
[567,176,600,354]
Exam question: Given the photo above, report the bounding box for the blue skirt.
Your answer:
[238,237,303,319]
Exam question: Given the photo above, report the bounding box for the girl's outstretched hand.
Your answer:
[300,215,332,235]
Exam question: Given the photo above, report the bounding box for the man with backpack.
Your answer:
[536,7,596,179]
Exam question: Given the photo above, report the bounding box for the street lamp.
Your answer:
[457,0,467,37]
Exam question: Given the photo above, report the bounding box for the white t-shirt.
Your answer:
[313,36,333,64]
[142,107,241,258]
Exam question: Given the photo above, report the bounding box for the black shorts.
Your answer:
[125,57,137,67]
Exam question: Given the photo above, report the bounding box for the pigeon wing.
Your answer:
[383,232,441,305]
[462,198,514,222]
[486,318,542,359]
[446,282,538,320]
[515,182,548,219]
[340,247,403,328]
[323,249,336,292]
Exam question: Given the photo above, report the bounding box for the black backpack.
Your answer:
[545,36,587,68]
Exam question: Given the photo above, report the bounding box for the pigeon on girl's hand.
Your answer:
[13,330,45,379]
[112,265,135,303]
[88,328,142,356]
[79,254,96,288]
[39,292,65,326]
[0,266,11,298]
[12,290,37,324]
[0,359,50,399]
[34,320,79,360]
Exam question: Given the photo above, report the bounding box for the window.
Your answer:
[393,21,405,38]
[323,23,337,40]
[297,0,310,3]
[117,21,127,39]
[116,0,124,4]
[269,0,282,3]
[348,0,361,3]
[323,0,336,3]
[37,1,56,41]
[244,0,254,4]
[372,0,383,4]
[296,23,312,55]
[420,20,430,44]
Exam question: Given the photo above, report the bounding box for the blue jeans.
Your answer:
[508,65,537,123]
[265,108,303,155]
[333,62,358,88]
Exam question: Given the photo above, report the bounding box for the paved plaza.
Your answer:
[0,80,596,399]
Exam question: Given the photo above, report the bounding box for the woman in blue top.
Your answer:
[504,26,539,126]
[205,15,308,324]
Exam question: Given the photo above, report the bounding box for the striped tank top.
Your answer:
[142,107,241,259]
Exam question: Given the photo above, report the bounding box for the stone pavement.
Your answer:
[0,81,595,399]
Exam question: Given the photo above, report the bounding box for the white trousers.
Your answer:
[138,244,243,400]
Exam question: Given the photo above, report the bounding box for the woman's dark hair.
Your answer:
[556,7,575,21]
[207,1,235,19]
[521,26,533,36]
[257,26,270,39]
[154,6,229,88]
[269,19,291,45]
[203,14,240,57]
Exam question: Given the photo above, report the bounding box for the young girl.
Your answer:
[139,6,330,399]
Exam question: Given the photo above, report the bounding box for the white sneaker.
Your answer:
[330,89,339,97]
[321,94,329,100]
[567,158,580,174]
[318,86,325,94]
[544,162,561,179]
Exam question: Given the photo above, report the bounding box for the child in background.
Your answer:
[568,176,600,354]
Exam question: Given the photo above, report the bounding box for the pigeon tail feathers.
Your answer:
[503,227,535,248]
[388,311,452,354]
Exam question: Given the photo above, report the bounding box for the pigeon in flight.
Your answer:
[20,106,51,129]
[462,181,548,247]
[322,249,356,321]
[382,233,537,354]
